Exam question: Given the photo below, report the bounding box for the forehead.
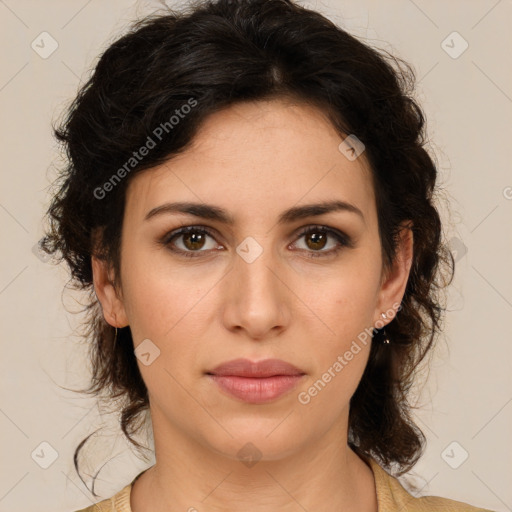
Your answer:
[125,99,376,226]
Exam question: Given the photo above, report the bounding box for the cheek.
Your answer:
[118,252,216,407]
[118,241,209,343]
[291,254,380,397]
[297,342,370,431]
[308,280,376,368]
[294,270,378,414]
[293,254,381,336]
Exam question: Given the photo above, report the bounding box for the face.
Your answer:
[93,98,411,463]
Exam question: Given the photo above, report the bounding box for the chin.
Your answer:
[199,419,309,464]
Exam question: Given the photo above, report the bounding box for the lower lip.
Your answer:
[208,375,305,404]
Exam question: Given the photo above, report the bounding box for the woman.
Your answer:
[41,0,494,510]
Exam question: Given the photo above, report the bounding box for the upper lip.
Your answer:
[207,358,305,377]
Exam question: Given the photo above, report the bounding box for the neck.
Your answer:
[130,407,377,512]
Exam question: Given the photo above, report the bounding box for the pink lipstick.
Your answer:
[206,358,305,404]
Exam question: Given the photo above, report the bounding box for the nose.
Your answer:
[221,245,291,340]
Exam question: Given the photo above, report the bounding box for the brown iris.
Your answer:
[305,231,327,251]
[183,231,206,250]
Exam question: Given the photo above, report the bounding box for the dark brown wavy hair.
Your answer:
[41,0,454,496]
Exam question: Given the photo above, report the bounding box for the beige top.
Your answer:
[73,457,494,511]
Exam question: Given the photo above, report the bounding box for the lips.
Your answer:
[206,358,306,404]
[207,358,305,378]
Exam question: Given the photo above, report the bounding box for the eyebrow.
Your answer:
[144,199,364,225]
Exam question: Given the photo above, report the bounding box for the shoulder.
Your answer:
[367,457,495,512]
[70,483,132,512]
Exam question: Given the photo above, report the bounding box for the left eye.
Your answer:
[292,226,351,257]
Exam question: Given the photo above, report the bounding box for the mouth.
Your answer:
[206,358,306,404]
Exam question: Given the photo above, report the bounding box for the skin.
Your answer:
[92,98,413,512]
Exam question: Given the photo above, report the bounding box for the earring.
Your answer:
[381,313,390,344]
[113,327,118,349]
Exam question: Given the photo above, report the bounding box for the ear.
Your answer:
[91,256,129,328]
[373,221,413,326]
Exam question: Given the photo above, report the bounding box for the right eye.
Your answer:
[162,226,223,258]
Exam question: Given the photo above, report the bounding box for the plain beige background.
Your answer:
[1,0,511,511]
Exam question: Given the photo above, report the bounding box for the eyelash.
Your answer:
[160,224,353,259]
